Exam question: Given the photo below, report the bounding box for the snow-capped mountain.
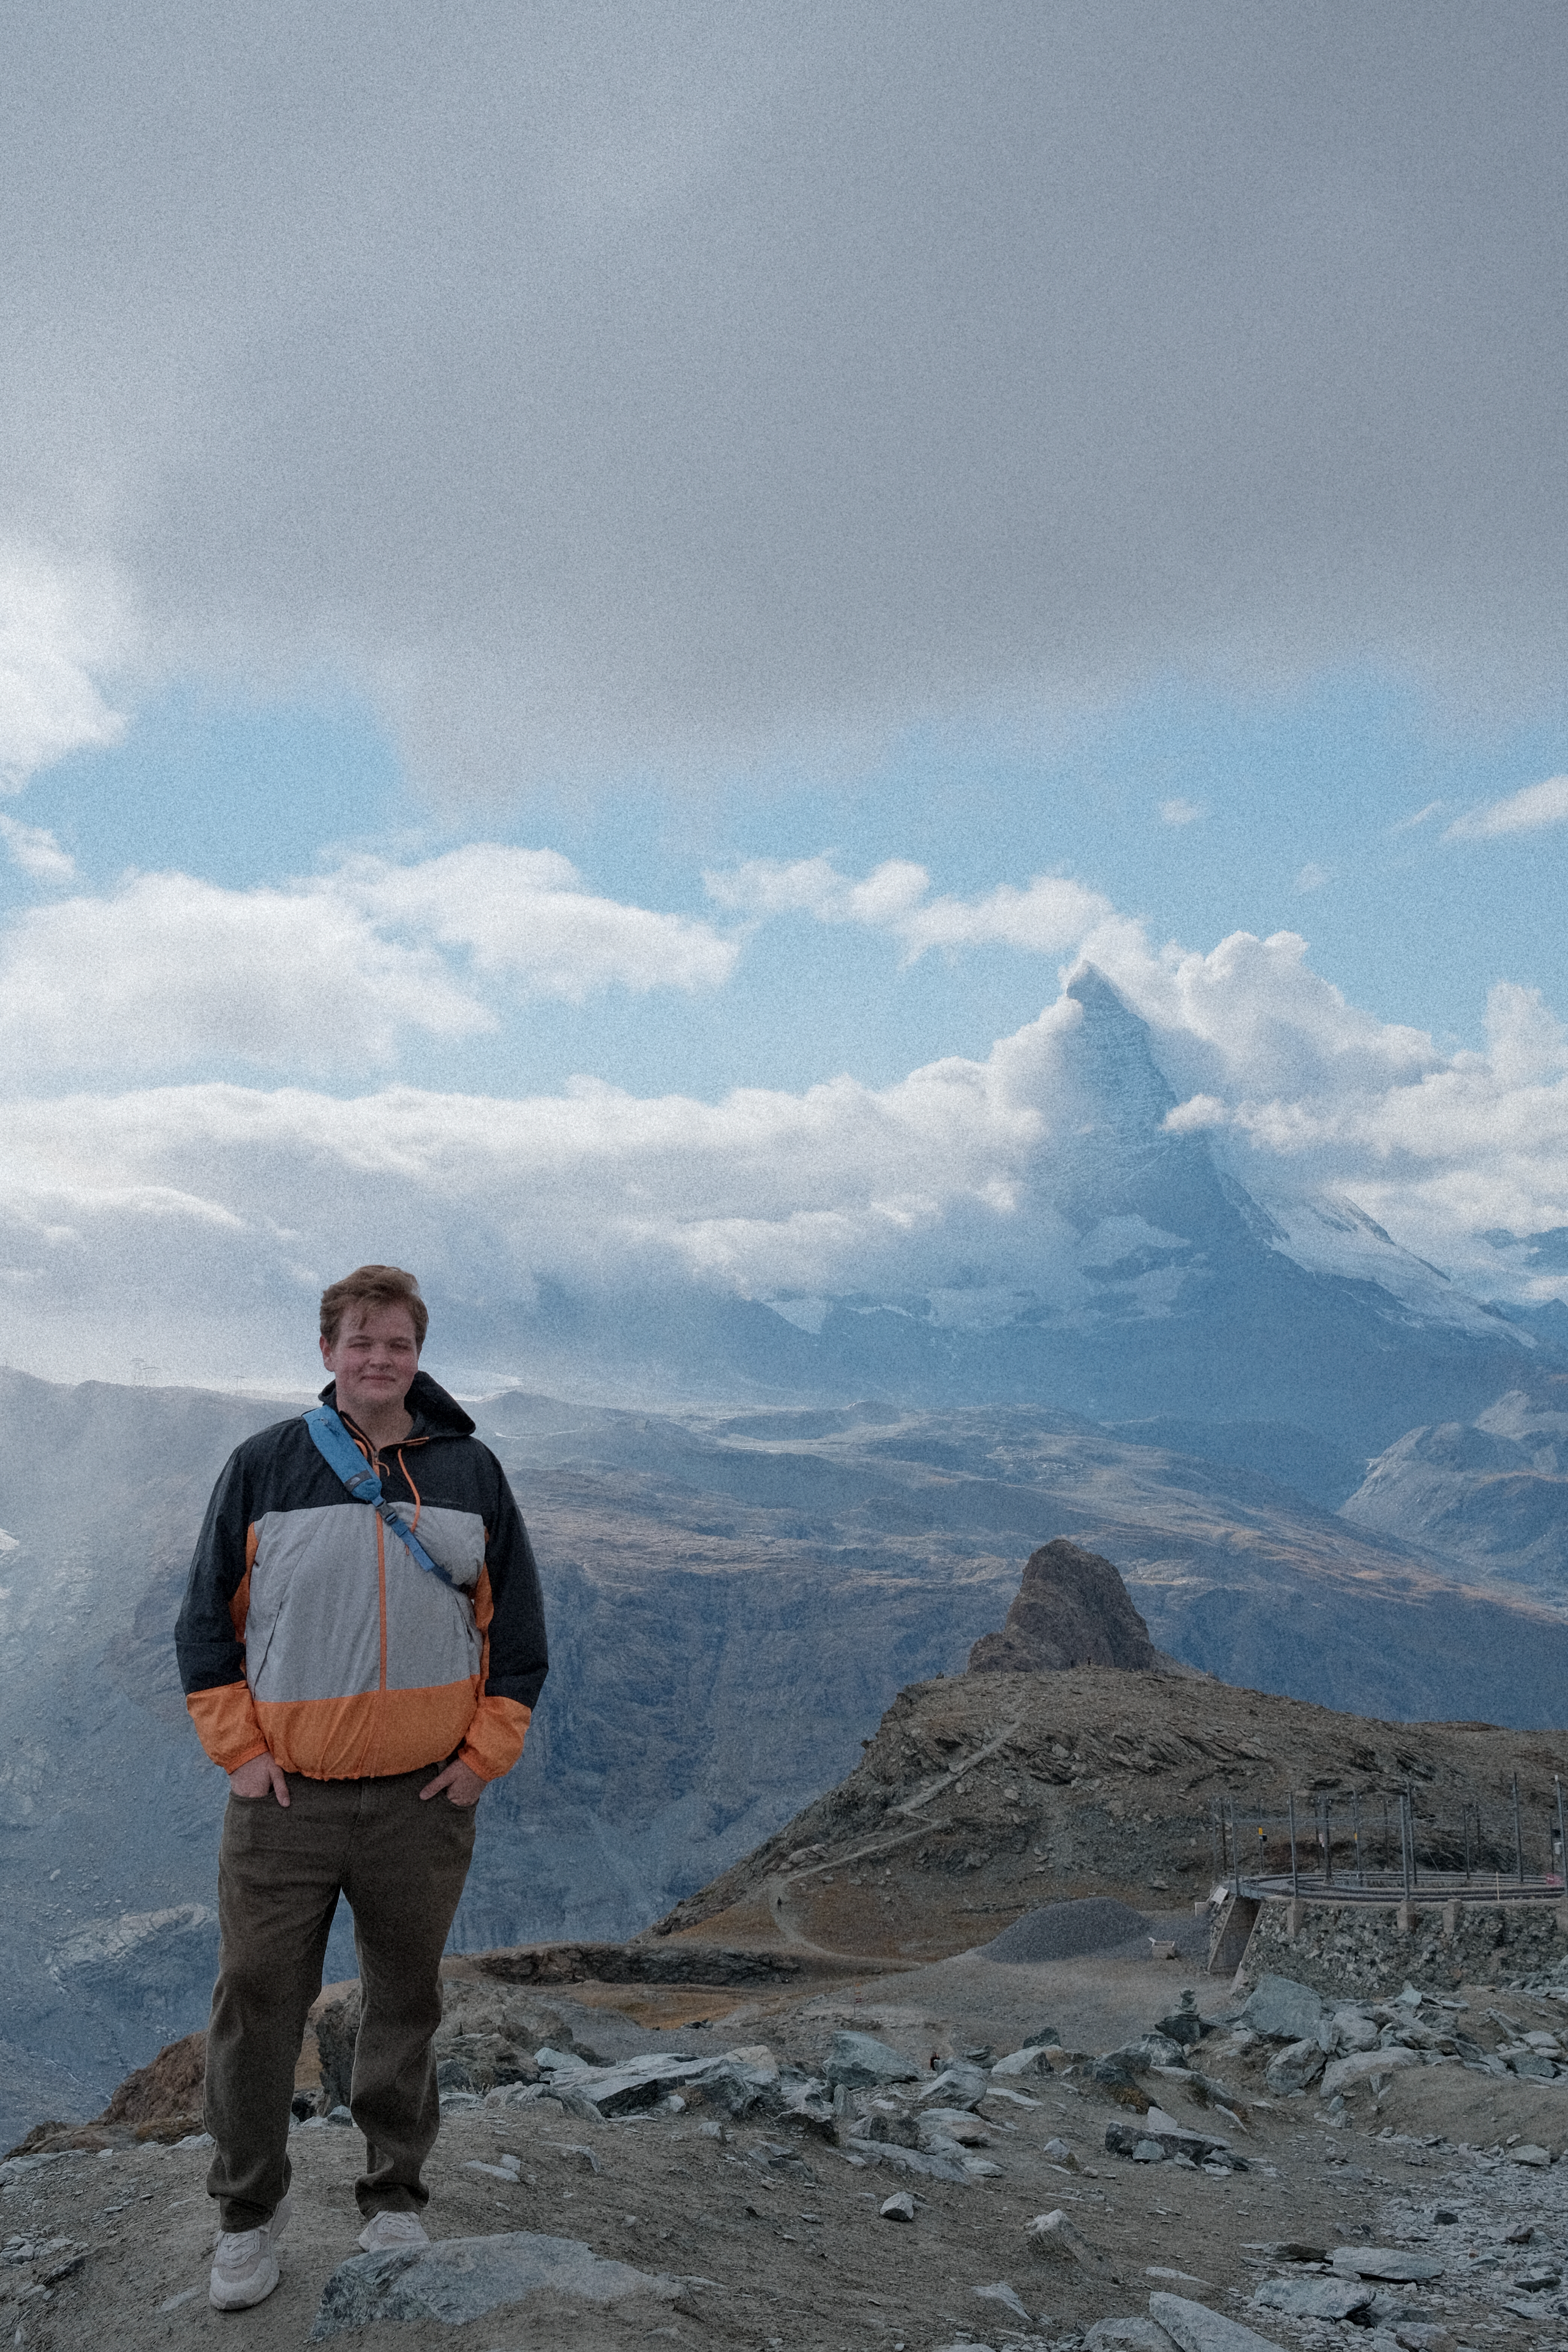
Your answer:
[472,967,1544,1456]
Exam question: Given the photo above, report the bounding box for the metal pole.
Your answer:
[1408,1782,1419,1888]
[1401,1792,1413,1898]
[1464,1799,1472,1885]
[1324,1796,1333,1887]
[1513,1773,1525,1885]
[1229,1798,1239,1897]
[1354,1789,1363,1888]
[1382,1796,1390,1882]
[1289,1792,1299,1895]
[1554,1776,1566,1893]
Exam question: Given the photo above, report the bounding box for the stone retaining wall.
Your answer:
[1235,1894,1568,1998]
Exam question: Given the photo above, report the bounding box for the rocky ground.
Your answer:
[6,1931,1568,2352]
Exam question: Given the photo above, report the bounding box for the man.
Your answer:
[175,1264,548,2311]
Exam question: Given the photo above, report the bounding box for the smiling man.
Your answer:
[175,1264,548,2311]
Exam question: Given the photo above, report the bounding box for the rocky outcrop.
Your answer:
[968,1540,1163,1674]
[97,2029,206,2128]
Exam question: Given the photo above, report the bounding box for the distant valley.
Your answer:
[7,1360,1568,2151]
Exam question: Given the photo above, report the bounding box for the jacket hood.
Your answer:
[316,1367,477,1438]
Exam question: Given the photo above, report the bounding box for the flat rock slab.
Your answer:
[847,2135,971,2183]
[308,2230,676,2338]
[1254,2277,1373,2319]
[1106,2109,1239,2168]
[1331,2248,1444,2283]
[1087,2321,1181,2352]
[1321,2048,1421,2098]
[825,2031,921,2089]
[1149,2291,1285,2352]
[1238,1977,1323,2044]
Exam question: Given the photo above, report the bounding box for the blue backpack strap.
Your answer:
[303,1405,458,1591]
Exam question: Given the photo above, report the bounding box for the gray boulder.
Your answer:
[919,2062,992,2109]
[824,2032,921,2089]
[847,2136,971,2184]
[1263,2039,1326,2095]
[1106,2110,1241,2169]
[1087,2323,1181,2352]
[1254,2278,1372,2320]
[308,2232,676,2339]
[1320,2047,1420,2098]
[991,2043,1056,2078]
[1238,1976,1323,2043]
[1149,2292,1286,2352]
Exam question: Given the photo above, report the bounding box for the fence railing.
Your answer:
[1211,1772,1568,1904]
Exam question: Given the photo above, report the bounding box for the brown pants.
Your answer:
[204,1767,476,2231]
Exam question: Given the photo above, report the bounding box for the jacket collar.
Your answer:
[316,1367,477,1440]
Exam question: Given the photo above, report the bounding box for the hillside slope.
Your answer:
[652,1662,1568,1962]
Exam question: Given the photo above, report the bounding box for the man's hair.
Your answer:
[320,1265,429,1350]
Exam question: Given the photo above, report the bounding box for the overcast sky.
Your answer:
[4,3,1568,1381]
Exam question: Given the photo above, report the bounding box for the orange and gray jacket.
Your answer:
[175,1372,548,1784]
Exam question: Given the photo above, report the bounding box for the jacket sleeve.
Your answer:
[174,1445,270,1774]
[458,1449,549,1783]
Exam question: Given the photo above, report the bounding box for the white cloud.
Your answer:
[335,847,737,998]
[1294,861,1330,893]
[1387,799,1444,836]
[1446,776,1568,840]
[0,813,74,883]
[0,850,737,1076]
[705,854,1113,963]
[1159,798,1204,826]
[0,871,488,1075]
[8,882,1568,1378]
[0,545,131,789]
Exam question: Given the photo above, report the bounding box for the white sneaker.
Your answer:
[210,2190,291,2309]
[357,2210,430,2255]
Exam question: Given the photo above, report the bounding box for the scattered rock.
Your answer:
[1330,2249,1444,2283]
[824,2033,920,2090]
[847,2137,971,2183]
[1320,2048,1420,2099]
[1024,2209,1116,2281]
[1254,2277,1374,2320]
[1105,2111,1241,2169]
[859,2108,922,2148]
[1148,2291,1287,2352]
[879,2192,916,2223]
[1507,2142,1552,2167]
[919,2063,993,2109]
[992,2044,1057,2078]
[1239,1977,1323,2044]
[974,2280,1034,2323]
[1086,2321,1181,2352]
[919,2108,991,2148]
[1263,2040,1326,2095]
[308,2231,677,2338]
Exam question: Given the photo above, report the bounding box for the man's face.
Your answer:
[320,1302,421,1423]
